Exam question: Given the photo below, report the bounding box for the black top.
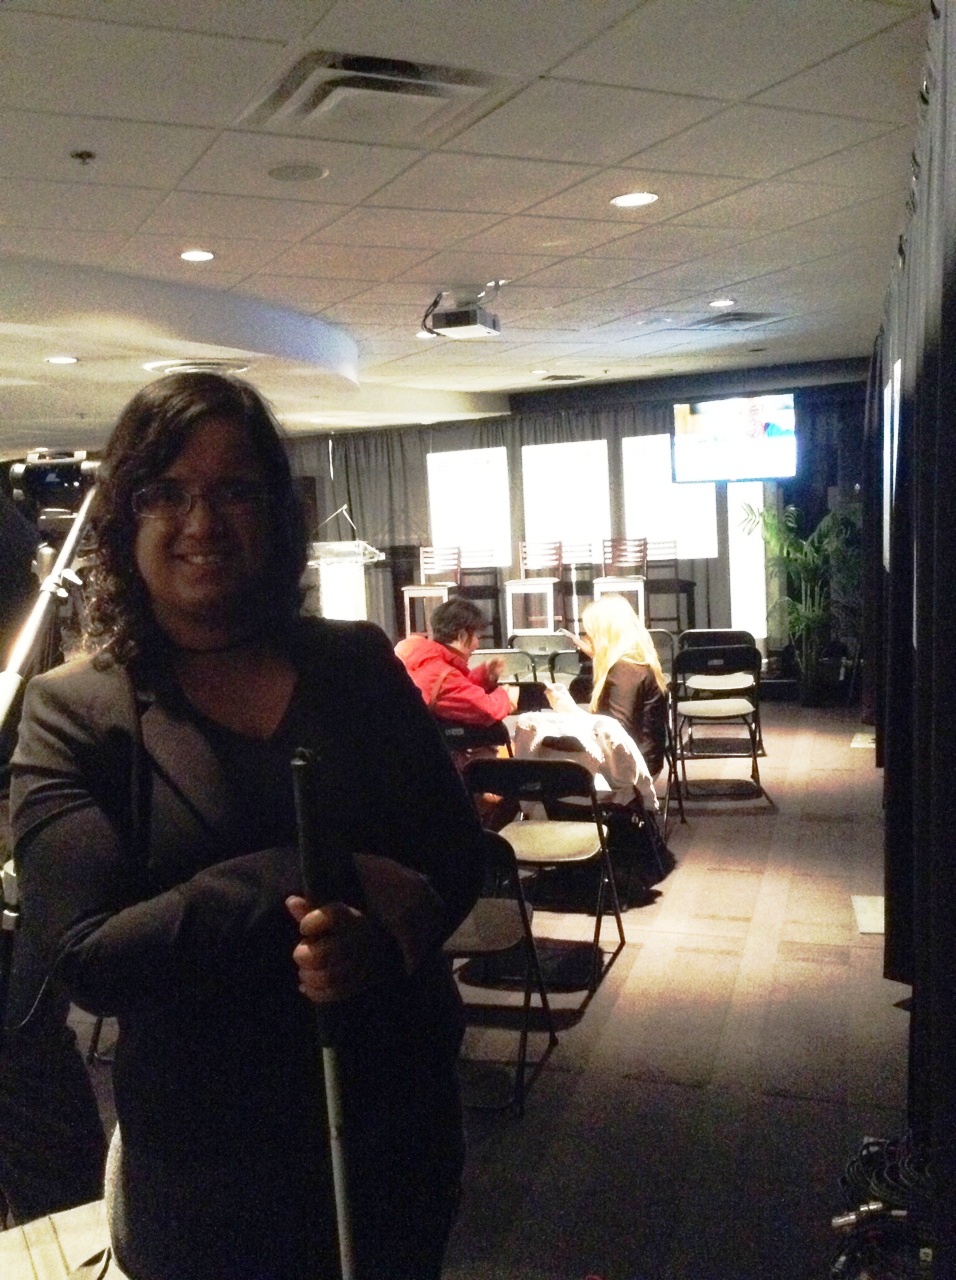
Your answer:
[10,617,485,1279]
[596,658,668,778]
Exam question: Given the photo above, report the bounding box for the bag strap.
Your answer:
[427,667,452,709]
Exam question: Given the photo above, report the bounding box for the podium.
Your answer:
[304,540,384,621]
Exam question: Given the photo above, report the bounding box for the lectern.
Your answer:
[304,540,385,621]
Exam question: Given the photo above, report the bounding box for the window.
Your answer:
[621,433,718,559]
[521,439,611,560]
[426,447,511,567]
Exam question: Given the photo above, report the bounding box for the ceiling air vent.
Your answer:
[684,311,775,329]
[240,52,502,143]
[540,374,586,382]
[143,358,252,376]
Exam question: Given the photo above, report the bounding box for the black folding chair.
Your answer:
[671,643,768,803]
[444,830,558,1115]
[462,758,626,991]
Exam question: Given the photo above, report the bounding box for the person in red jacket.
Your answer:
[395,598,519,725]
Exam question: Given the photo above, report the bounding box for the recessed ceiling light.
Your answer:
[45,355,78,365]
[267,162,329,183]
[180,249,215,262]
[710,297,736,309]
[531,368,548,376]
[610,191,659,209]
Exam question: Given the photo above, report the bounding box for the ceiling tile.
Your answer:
[0,11,289,126]
[307,206,503,248]
[453,216,628,256]
[489,286,587,316]
[0,110,215,186]
[0,180,164,232]
[139,191,350,240]
[447,80,722,165]
[669,180,878,234]
[553,0,913,99]
[583,223,753,262]
[263,241,433,280]
[302,0,637,79]
[0,0,331,41]
[754,16,928,124]
[630,105,891,179]
[395,249,561,288]
[238,276,371,311]
[178,132,422,203]
[516,258,657,291]
[783,127,915,190]
[107,234,287,276]
[326,281,436,307]
[523,168,748,221]
[0,227,136,267]
[368,152,596,214]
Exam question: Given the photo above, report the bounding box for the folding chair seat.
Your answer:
[462,757,626,991]
[671,643,768,803]
[444,830,558,1115]
[401,545,461,636]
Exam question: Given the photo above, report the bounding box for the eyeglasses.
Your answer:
[131,479,272,520]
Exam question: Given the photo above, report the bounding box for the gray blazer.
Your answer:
[10,617,485,1278]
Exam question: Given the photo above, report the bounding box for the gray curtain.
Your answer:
[286,382,862,639]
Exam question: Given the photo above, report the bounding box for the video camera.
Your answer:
[9,448,99,542]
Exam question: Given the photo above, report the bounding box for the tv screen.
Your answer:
[671,393,797,483]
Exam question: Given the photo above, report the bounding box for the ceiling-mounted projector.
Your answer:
[430,304,501,339]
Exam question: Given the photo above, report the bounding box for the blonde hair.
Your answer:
[581,594,667,711]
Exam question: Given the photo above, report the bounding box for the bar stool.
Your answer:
[458,547,504,647]
[560,540,599,634]
[504,541,563,636]
[401,545,460,635]
[591,536,648,622]
[645,540,695,631]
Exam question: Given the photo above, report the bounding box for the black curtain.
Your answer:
[863,1,955,1264]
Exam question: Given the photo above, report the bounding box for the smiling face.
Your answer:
[133,415,272,648]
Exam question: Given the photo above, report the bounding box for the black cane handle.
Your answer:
[291,748,366,910]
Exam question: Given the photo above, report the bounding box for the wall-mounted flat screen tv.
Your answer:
[671,392,797,483]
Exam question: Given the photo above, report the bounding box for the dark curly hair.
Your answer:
[430,598,486,645]
[84,372,307,663]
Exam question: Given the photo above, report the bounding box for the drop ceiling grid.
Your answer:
[0,0,931,434]
[550,0,920,99]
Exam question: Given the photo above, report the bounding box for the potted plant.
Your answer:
[742,499,861,704]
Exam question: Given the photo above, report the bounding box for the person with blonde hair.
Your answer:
[577,594,668,778]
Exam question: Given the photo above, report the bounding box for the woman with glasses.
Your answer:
[9,372,485,1279]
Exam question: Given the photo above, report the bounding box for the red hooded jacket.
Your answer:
[394,634,511,726]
